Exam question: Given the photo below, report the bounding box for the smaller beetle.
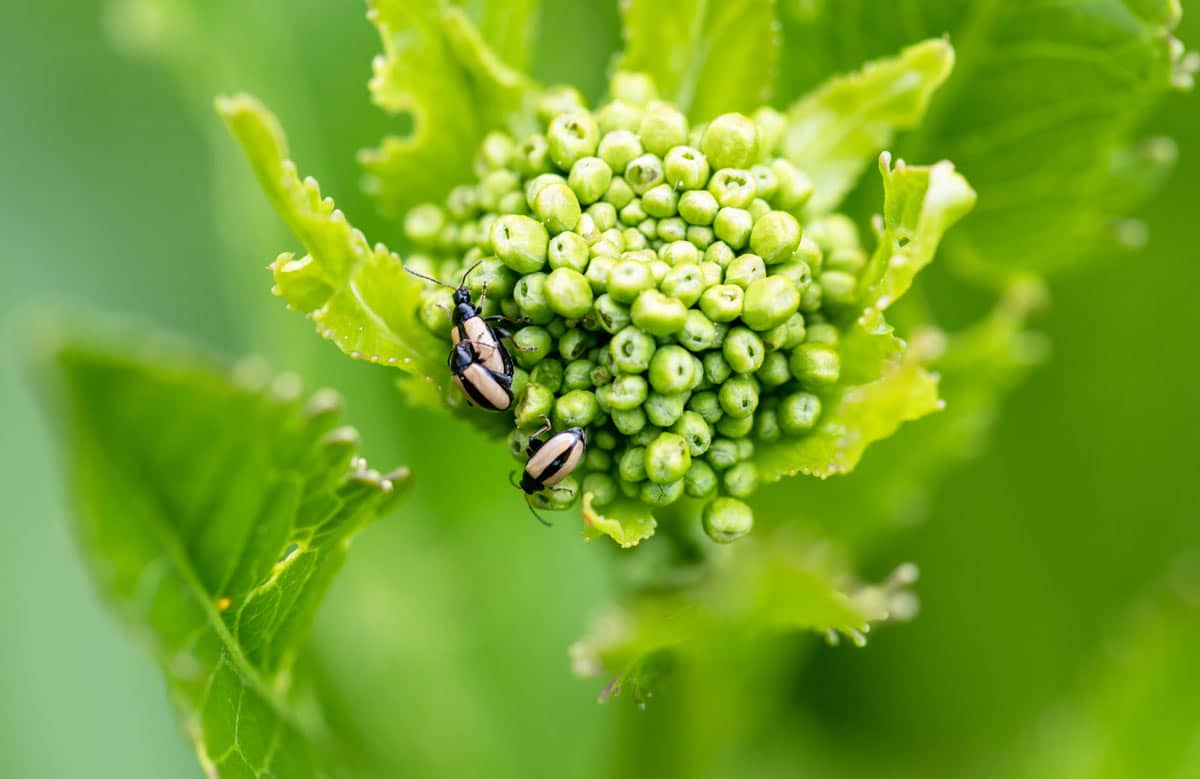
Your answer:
[514,418,587,525]
[448,340,514,412]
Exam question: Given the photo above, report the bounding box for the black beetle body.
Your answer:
[520,425,587,494]
[449,341,513,412]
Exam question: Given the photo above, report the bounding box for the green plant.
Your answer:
[37,1,1195,777]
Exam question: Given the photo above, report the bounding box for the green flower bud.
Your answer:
[531,358,564,393]
[701,113,758,170]
[750,211,802,265]
[513,272,554,324]
[698,262,724,289]
[754,407,782,443]
[663,146,711,190]
[608,373,649,410]
[790,343,841,386]
[672,410,713,456]
[805,321,840,347]
[598,130,643,172]
[447,184,480,220]
[714,207,753,249]
[820,270,858,307]
[678,189,719,226]
[545,267,594,319]
[699,283,744,323]
[642,184,679,219]
[645,432,692,484]
[611,71,658,105]
[736,437,755,461]
[532,182,582,235]
[516,382,555,428]
[687,225,716,250]
[477,131,516,172]
[638,217,659,240]
[688,390,723,424]
[536,85,587,124]
[547,232,589,274]
[492,215,549,273]
[610,325,656,373]
[507,426,532,461]
[648,344,697,394]
[770,159,814,210]
[678,309,718,351]
[660,264,705,307]
[759,351,792,387]
[587,201,618,232]
[563,359,595,391]
[593,429,618,450]
[724,253,766,289]
[618,478,640,498]
[639,102,689,156]
[626,153,666,195]
[632,290,689,336]
[648,259,671,284]
[799,279,823,312]
[661,240,700,267]
[703,497,754,543]
[623,227,649,251]
[640,478,685,507]
[585,254,615,292]
[618,446,648,482]
[779,391,822,435]
[703,351,732,386]
[568,156,614,205]
[723,327,766,374]
[583,472,618,508]
[607,259,656,303]
[684,460,719,498]
[750,164,778,201]
[706,438,739,470]
[717,412,755,438]
[645,392,687,427]
[705,241,736,268]
[773,260,813,293]
[598,100,644,133]
[742,275,800,331]
[593,294,631,333]
[404,203,445,246]
[723,462,759,499]
[547,110,600,170]
[515,134,553,177]
[708,168,757,208]
[719,375,760,418]
[603,176,636,209]
[612,406,648,435]
[553,389,599,428]
[510,366,530,400]
[752,106,787,157]
[619,199,648,227]
[658,218,687,243]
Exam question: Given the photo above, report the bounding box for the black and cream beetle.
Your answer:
[405,263,515,379]
[448,340,514,412]
[520,418,587,495]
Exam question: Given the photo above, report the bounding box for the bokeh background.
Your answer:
[2,2,1196,777]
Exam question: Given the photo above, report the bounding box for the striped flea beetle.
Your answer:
[449,340,514,412]
[512,418,587,526]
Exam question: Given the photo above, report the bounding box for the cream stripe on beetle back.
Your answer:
[525,427,585,488]
[452,316,506,374]
[456,362,512,411]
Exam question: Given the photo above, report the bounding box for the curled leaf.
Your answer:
[582,494,658,548]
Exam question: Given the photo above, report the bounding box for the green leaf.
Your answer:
[859,152,977,311]
[41,322,410,778]
[782,38,955,215]
[1012,562,1200,779]
[582,494,658,548]
[217,94,447,392]
[361,1,540,218]
[754,157,974,482]
[572,532,918,701]
[454,0,542,73]
[617,0,780,120]
[779,1,1192,276]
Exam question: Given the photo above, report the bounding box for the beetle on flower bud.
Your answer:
[520,418,587,496]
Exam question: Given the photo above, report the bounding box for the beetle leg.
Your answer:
[533,416,553,439]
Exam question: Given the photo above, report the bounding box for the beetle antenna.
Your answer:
[458,260,484,288]
[402,265,454,290]
[526,502,553,527]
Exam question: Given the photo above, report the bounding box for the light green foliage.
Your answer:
[780,0,1195,277]
[218,95,451,410]
[782,39,955,215]
[361,1,541,217]
[755,156,975,481]
[582,494,657,547]
[572,532,919,701]
[618,0,780,120]
[42,325,409,778]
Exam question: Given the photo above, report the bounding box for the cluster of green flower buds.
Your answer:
[403,74,868,543]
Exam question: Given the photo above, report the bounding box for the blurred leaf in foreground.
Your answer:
[41,323,409,777]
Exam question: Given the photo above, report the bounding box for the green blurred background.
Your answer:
[1,2,1196,777]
